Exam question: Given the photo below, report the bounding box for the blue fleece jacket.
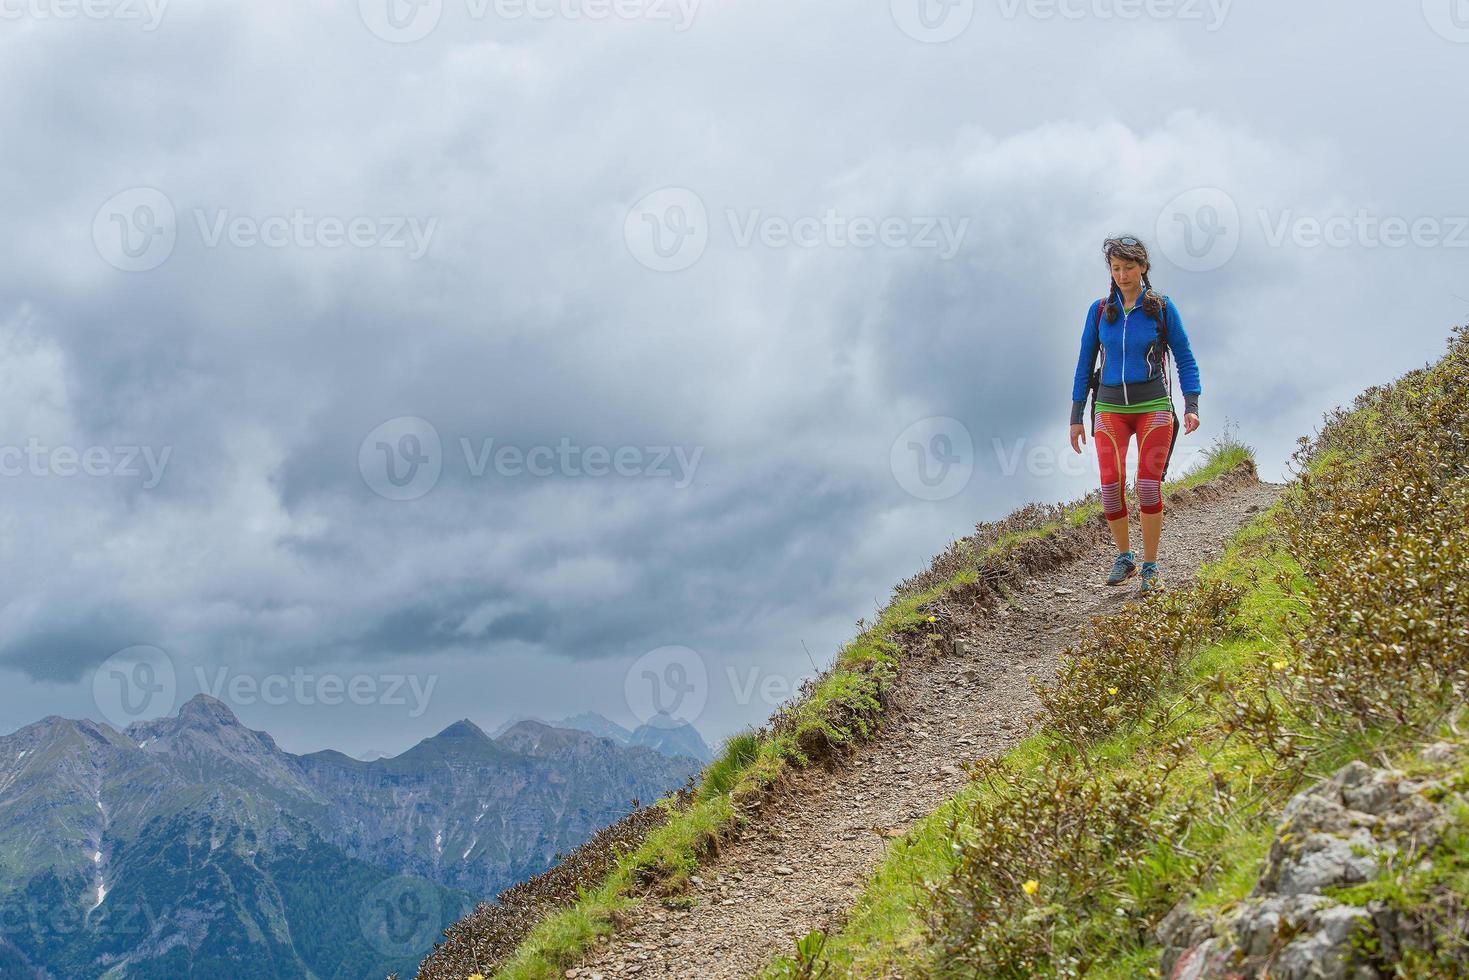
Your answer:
[1069,289,1201,425]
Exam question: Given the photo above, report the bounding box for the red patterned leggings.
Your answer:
[1093,409,1175,521]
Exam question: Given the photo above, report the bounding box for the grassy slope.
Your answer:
[488,437,1254,980]
[761,333,1469,978]
[758,493,1298,978]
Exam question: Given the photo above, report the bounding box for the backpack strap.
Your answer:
[1086,297,1106,392]
[1086,298,1106,433]
[1156,293,1175,401]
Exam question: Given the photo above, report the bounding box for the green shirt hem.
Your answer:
[1094,396,1173,414]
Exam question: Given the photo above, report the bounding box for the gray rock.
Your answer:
[1273,904,1375,979]
[1420,742,1458,763]
[1167,938,1226,980]
[1231,896,1286,957]
[1157,901,1213,975]
[1166,753,1469,978]
[1272,828,1387,895]
[1341,769,1401,816]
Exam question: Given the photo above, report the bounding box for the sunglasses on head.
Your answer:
[1107,236,1140,247]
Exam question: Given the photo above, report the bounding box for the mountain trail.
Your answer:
[572,466,1285,980]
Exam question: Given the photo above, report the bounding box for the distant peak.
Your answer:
[177,694,241,726]
[550,711,634,743]
[435,719,489,741]
[496,718,552,738]
[560,711,616,726]
[639,710,692,730]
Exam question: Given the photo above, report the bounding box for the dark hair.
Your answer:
[1100,236,1164,323]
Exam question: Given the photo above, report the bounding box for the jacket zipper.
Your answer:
[1121,305,1129,402]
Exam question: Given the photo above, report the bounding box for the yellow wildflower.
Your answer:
[1022,879,1039,896]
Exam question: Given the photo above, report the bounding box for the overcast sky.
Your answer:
[0,0,1464,758]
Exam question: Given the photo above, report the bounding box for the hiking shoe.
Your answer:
[1139,561,1163,595]
[1105,551,1137,585]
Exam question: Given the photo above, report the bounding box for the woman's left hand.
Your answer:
[1183,413,1200,435]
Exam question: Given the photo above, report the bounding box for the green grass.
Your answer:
[759,336,1469,978]
[758,478,1289,979]
[490,430,1257,980]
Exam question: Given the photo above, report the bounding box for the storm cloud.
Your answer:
[0,0,1463,755]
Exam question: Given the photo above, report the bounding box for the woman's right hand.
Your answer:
[1069,423,1087,453]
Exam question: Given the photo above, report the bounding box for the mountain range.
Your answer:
[0,696,704,979]
[489,710,712,763]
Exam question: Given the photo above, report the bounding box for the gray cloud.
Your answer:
[0,0,1464,755]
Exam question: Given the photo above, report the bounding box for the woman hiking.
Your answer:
[1068,236,1202,594]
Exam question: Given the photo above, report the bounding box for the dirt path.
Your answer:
[570,469,1285,980]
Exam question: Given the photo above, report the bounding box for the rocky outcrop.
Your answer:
[1159,746,1466,980]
